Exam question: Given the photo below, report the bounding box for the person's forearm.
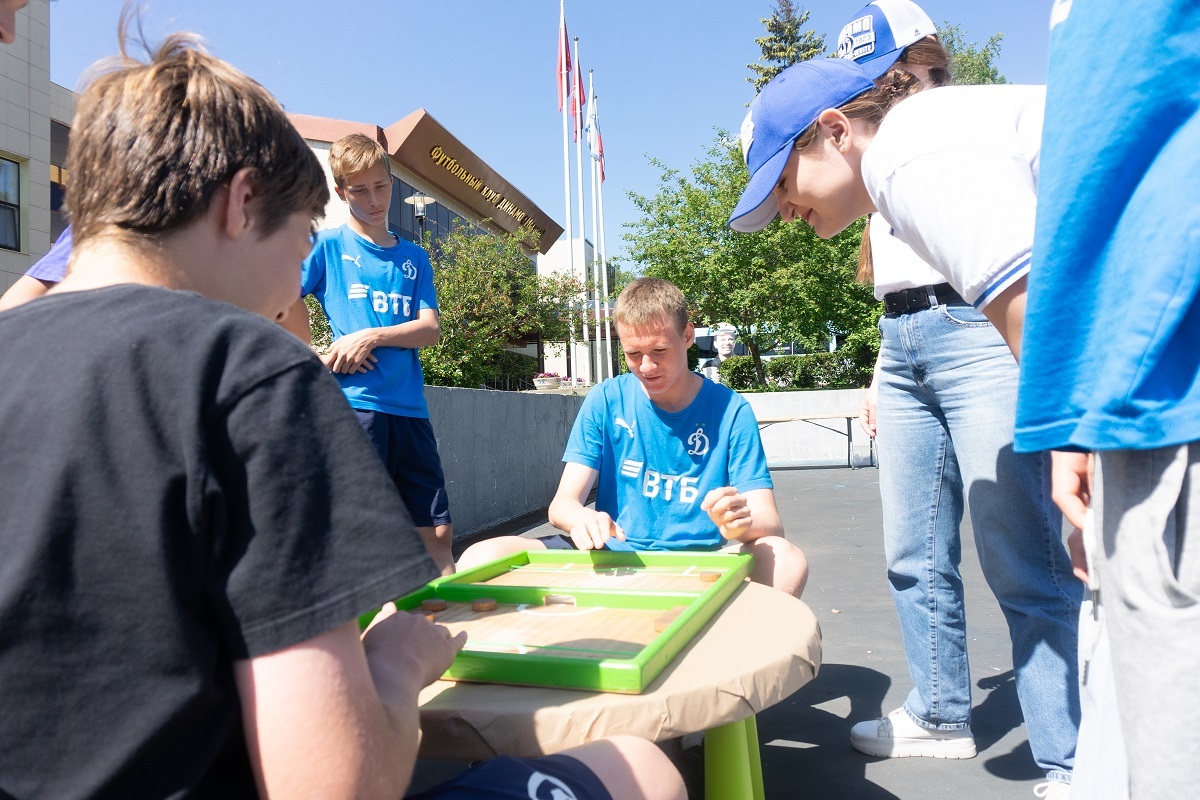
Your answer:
[366,316,440,349]
[738,489,784,542]
[361,659,425,792]
[743,514,784,542]
[0,275,55,312]
[548,494,587,533]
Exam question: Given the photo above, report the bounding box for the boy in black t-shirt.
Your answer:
[0,22,683,800]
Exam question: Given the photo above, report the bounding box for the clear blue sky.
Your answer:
[48,1,1053,263]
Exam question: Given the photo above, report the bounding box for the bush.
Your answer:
[718,355,758,390]
[491,351,539,382]
[728,350,876,392]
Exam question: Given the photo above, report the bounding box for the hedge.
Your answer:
[719,351,874,391]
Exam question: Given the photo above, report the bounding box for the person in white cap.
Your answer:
[728,3,1080,796]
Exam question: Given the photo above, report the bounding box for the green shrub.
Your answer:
[488,350,538,381]
[719,355,757,390]
[763,355,807,389]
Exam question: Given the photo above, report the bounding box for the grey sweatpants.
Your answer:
[1093,441,1200,799]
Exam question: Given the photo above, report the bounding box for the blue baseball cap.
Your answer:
[729,59,875,233]
[837,0,937,79]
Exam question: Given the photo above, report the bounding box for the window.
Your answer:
[0,157,19,252]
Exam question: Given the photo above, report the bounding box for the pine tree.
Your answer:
[747,1,826,95]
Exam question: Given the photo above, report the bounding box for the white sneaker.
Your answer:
[1033,780,1071,799]
[849,708,977,759]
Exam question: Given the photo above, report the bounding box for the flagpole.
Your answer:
[572,36,591,385]
[587,71,605,381]
[595,94,615,378]
[558,0,576,385]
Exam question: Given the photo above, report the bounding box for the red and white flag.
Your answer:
[557,1,571,111]
[570,50,586,141]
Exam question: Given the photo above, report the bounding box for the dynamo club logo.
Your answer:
[526,771,579,800]
[399,258,418,280]
[687,425,710,457]
[838,14,875,60]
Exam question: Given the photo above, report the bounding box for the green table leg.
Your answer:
[704,715,765,800]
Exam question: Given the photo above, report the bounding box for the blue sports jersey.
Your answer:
[563,373,772,551]
[1016,0,1200,452]
[302,226,438,419]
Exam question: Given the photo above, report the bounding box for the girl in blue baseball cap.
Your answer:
[730,9,1081,798]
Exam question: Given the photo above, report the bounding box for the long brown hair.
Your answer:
[848,35,952,285]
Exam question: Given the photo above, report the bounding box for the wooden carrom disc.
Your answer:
[421,598,448,612]
[699,571,721,583]
[653,615,675,633]
[471,597,498,612]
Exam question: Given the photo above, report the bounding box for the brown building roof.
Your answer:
[289,110,563,254]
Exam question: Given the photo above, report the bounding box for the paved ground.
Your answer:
[415,466,1058,799]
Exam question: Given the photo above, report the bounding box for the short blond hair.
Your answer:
[329,133,390,189]
[67,22,328,246]
[613,278,689,335]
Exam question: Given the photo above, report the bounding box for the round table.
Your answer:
[417,581,822,799]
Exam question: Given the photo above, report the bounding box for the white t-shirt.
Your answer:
[861,85,1045,309]
[868,213,945,300]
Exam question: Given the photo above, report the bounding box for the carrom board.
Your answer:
[376,550,753,694]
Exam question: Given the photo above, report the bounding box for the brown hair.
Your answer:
[896,37,952,88]
[856,216,874,284]
[840,37,951,285]
[66,16,328,246]
[613,278,689,335]
[329,133,390,189]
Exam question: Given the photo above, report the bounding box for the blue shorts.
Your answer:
[354,409,452,527]
[406,754,611,800]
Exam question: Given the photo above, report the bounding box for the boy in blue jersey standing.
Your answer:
[301,133,453,574]
[460,278,809,598]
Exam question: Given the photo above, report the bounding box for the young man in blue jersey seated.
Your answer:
[459,278,809,598]
[291,133,454,574]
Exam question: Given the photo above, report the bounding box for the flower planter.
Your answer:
[533,377,562,390]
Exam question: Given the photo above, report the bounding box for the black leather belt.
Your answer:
[882,283,966,317]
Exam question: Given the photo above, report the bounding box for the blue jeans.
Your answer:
[876,302,1081,782]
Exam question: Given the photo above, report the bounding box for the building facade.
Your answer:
[1,0,73,293]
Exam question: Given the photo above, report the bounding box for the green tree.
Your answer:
[747,1,826,94]
[416,227,582,388]
[625,132,877,388]
[939,23,1006,85]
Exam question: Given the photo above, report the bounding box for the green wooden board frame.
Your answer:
[367,550,752,694]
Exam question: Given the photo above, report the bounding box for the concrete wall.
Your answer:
[740,388,874,468]
[425,386,585,539]
[424,386,870,541]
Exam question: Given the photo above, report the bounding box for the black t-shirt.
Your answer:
[0,286,440,799]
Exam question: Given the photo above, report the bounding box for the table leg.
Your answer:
[704,716,765,800]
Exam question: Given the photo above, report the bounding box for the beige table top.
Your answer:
[416,581,823,760]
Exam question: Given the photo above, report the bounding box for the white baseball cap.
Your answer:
[837,0,937,79]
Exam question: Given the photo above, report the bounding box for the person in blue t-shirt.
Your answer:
[1019,2,1200,796]
[459,278,809,598]
[296,133,453,574]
